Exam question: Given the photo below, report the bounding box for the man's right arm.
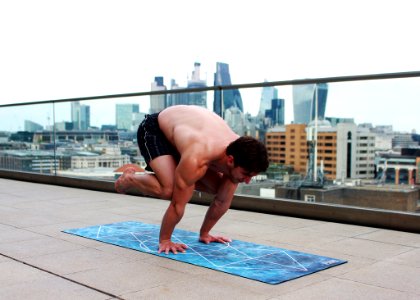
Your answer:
[158,154,208,254]
[158,183,194,254]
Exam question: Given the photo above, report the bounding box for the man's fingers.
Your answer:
[214,236,232,243]
[158,242,187,255]
[199,235,232,245]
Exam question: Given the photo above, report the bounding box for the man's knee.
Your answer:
[159,186,173,200]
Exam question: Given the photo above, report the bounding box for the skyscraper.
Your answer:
[116,104,139,131]
[71,101,90,130]
[293,83,328,124]
[168,63,207,107]
[187,62,207,107]
[266,98,285,126]
[168,79,189,107]
[150,76,167,114]
[80,105,90,130]
[259,84,278,117]
[224,106,245,135]
[213,62,243,117]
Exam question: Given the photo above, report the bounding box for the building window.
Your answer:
[305,195,316,202]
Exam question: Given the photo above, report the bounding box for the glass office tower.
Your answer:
[187,62,207,107]
[293,83,328,124]
[150,76,167,114]
[213,62,243,117]
[266,98,285,126]
[168,79,189,107]
[116,104,139,131]
[71,101,90,130]
[167,63,207,107]
[259,84,278,117]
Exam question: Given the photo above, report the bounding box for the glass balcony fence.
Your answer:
[1,72,419,232]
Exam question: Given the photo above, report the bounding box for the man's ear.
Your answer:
[227,155,235,167]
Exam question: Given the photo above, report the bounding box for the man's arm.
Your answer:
[199,179,237,244]
[158,183,194,254]
[158,155,208,254]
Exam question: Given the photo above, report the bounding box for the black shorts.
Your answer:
[137,113,180,171]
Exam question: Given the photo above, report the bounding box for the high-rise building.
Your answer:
[336,123,376,180]
[71,101,90,130]
[80,105,90,130]
[266,98,285,126]
[71,102,80,129]
[168,63,207,107]
[259,84,278,117]
[187,62,207,107]
[293,83,328,124]
[224,106,245,135]
[150,76,167,113]
[168,79,189,106]
[116,104,139,131]
[213,62,243,117]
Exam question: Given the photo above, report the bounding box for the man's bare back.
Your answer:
[158,105,239,161]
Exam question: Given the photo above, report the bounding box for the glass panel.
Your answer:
[0,103,57,174]
[0,75,419,216]
[53,96,148,180]
[235,78,420,215]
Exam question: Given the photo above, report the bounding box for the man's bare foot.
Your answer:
[115,167,137,194]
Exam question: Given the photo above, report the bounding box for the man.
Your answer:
[115,105,269,254]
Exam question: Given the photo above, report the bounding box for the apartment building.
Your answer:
[266,122,375,181]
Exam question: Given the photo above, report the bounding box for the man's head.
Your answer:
[226,136,269,183]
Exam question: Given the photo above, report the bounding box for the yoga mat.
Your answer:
[63,221,346,284]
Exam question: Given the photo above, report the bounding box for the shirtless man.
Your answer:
[115,105,269,254]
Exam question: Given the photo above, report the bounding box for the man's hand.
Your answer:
[158,240,188,255]
[199,233,232,245]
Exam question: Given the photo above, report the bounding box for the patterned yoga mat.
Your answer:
[63,221,346,284]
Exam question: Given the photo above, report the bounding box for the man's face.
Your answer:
[229,166,257,184]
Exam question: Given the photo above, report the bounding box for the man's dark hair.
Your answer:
[226,136,269,173]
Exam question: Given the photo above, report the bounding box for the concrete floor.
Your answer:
[0,178,419,299]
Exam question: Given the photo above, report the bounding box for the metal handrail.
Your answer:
[1,70,420,108]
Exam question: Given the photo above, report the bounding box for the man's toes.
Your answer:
[115,178,125,194]
[124,167,137,175]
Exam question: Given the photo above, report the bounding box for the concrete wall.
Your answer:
[338,188,418,212]
[275,185,419,212]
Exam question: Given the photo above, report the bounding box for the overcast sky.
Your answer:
[1,0,419,132]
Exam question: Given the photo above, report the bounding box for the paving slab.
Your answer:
[0,178,419,299]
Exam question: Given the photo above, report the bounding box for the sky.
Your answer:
[1,0,420,132]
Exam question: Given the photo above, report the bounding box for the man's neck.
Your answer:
[209,154,229,174]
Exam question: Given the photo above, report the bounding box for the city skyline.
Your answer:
[2,77,418,135]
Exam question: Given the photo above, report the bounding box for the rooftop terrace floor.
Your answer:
[0,178,419,299]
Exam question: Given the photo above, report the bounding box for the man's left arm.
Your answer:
[199,179,237,244]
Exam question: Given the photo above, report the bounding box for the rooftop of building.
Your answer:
[1,178,419,299]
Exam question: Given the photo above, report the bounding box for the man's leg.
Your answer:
[115,155,177,199]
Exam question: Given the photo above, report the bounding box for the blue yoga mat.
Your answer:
[63,221,346,284]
